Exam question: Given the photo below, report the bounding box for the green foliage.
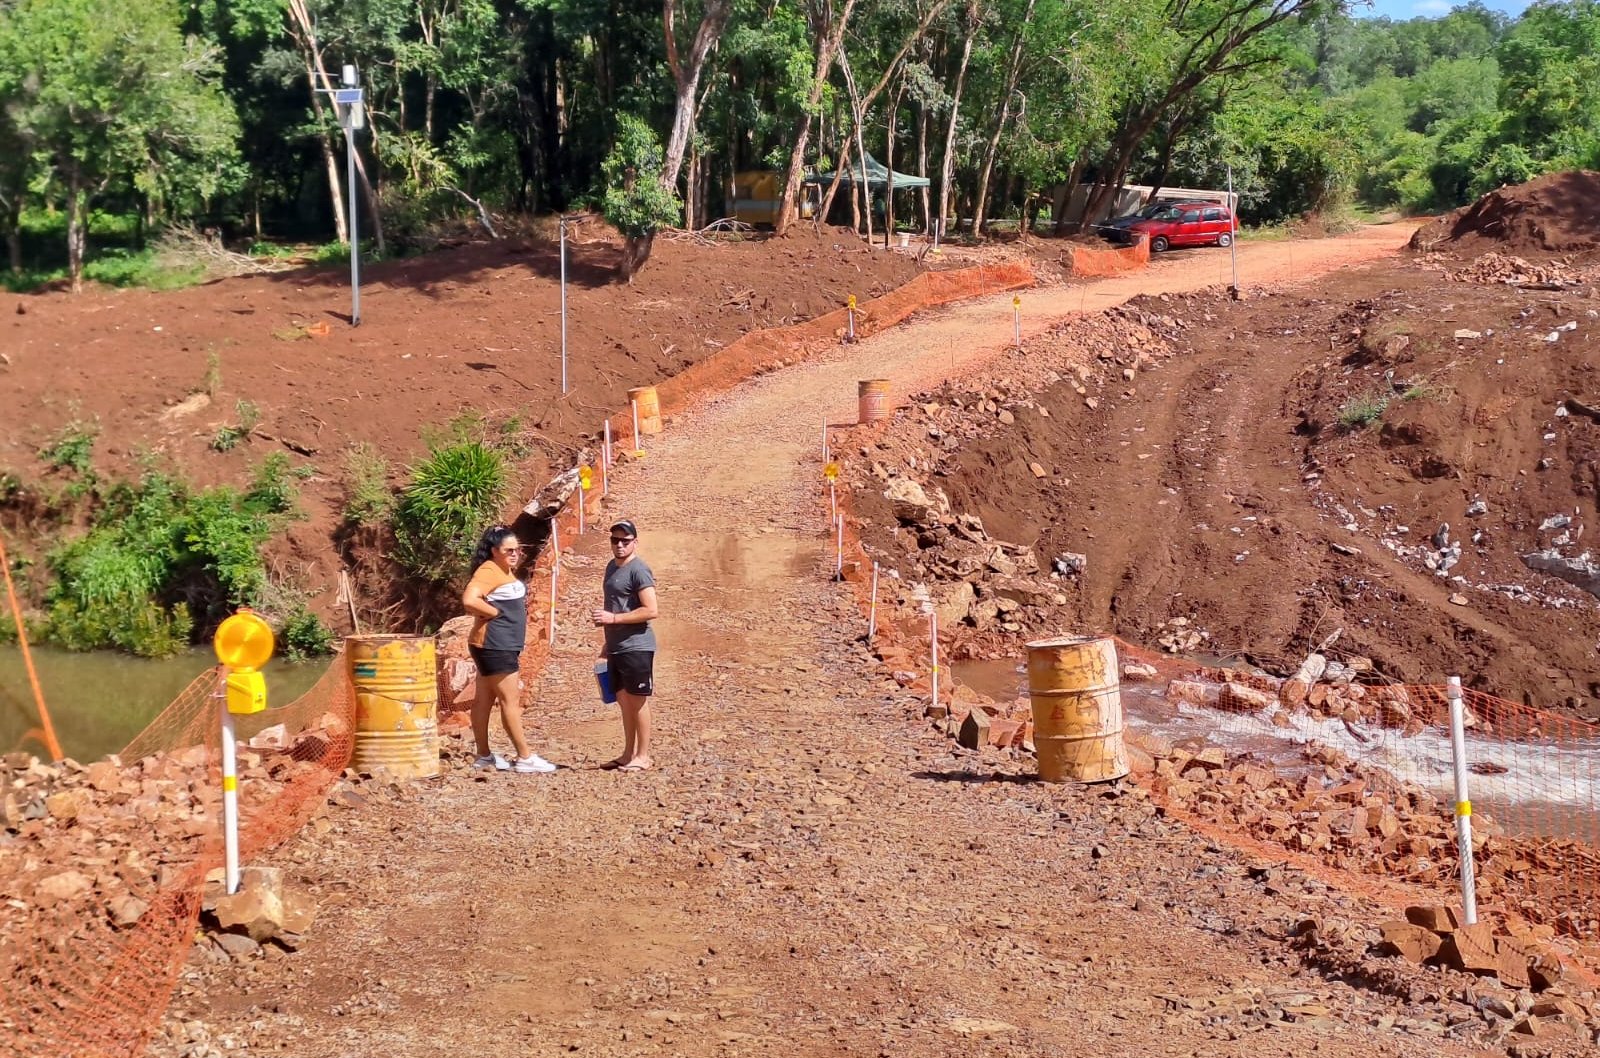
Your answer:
[391,441,505,582]
[40,466,296,656]
[1337,391,1391,430]
[0,0,241,288]
[600,114,682,239]
[247,453,300,514]
[211,399,261,452]
[38,419,98,476]
[341,443,393,528]
[279,607,335,661]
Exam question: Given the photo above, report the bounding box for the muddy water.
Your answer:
[0,645,324,763]
[954,658,1600,838]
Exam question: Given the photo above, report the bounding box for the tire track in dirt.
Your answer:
[155,225,1488,1058]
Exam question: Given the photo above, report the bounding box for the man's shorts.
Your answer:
[468,646,521,677]
[609,651,654,697]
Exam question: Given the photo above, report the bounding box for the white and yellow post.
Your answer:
[847,295,857,342]
[1446,675,1478,924]
[631,400,644,457]
[578,465,592,535]
[1013,295,1022,348]
[213,610,274,895]
[867,561,879,641]
[930,610,940,713]
[602,421,611,496]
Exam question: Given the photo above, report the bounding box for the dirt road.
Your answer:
[157,223,1497,1058]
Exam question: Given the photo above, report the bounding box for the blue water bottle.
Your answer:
[594,660,617,704]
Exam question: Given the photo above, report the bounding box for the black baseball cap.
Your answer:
[610,520,638,539]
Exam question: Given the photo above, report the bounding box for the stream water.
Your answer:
[954,658,1600,839]
[1,645,325,763]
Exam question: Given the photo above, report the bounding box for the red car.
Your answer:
[1125,202,1235,251]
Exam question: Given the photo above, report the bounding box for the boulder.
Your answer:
[34,870,93,907]
[935,581,978,630]
[885,478,937,525]
[958,708,991,750]
[208,866,316,944]
[1218,682,1276,714]
[1377,921,1443,964]
[1437,922,1498,976]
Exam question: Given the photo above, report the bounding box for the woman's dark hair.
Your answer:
[470,525,516,570]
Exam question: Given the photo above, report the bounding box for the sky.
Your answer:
[1353,0,1532,19]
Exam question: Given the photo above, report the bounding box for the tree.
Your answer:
[662,0,735,198]
[0,0,239,291]
[601,114,682,280]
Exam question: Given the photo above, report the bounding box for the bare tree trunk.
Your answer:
[685,147,699,229]
[817,122,854,227]
[65,178,87,293]
[776,0,859,236]
[425,75,437,142]
[3,189,22,274]
[918,99,930,233]
[661,0,733,195]
[884,77,904,248]
[839,46,873,245]
[972,0,1035,235]
[288,0,350,245]
[936,3,981,244]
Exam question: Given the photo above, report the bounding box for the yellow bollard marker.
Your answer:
[213,609,274,894]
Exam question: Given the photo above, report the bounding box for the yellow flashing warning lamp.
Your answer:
[847,295,857,310]
[1014,295,1021,307]
[579,465,593,491]
[823,461,840,482]
[213,609,274,715]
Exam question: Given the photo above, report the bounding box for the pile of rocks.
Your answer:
[195,866,318,963]
[0,720,340,963]
[1435,251,1584,287]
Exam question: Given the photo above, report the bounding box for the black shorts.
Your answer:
[609,651,654,697]
[468,646,521,677]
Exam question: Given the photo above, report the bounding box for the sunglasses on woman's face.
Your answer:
[500,545,523,554]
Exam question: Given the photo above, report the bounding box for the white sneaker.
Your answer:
[512,753,557,774]
[473,753,510,771]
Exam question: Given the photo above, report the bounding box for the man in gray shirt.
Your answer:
[592,520,659,771]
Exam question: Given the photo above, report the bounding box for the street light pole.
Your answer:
[342,65,361,326]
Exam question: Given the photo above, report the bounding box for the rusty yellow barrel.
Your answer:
[346,635,439,778]
[858,379,891,424]
[1027,635,1128,783]
[628,385,663,435]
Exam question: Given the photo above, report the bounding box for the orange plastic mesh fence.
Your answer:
[609,263,1034,451]
[3,660,354,1058]
[1,532,62,761]
[1065,239,1149,277]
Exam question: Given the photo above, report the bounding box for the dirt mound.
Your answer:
[1410,170,1600,255]
[841,264,1600,719]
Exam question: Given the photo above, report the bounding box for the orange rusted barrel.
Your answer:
[628,386,663,435]
[858,379,891,424]
[1027,635,1128,783]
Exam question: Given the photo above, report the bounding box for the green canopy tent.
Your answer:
[806,152,930,231]
[806,151,931,190]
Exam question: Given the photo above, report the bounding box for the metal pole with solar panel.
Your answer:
[318,65,365,326]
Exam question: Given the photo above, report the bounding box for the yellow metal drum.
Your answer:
[857,379,891,424]
[1027,635,1128,783]
[346,635,439,779]
[628,386,663,435]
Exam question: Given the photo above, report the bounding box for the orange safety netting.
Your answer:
[1064,239,1149,277]
[435,261,1038,715]
[2,660,354,1058]
[609,263,1035,452]
[4,260,1039,1057]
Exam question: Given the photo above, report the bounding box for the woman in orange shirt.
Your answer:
[461,526,556,773]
